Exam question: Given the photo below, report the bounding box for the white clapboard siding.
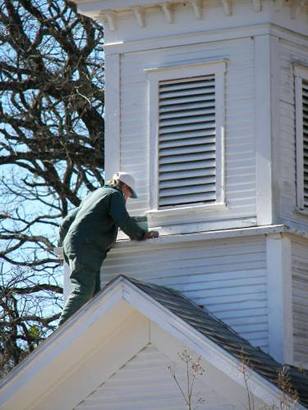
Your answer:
[75,345,187,410]
[121,37,256,221]
[102,236,268,350]
[74,344,248,410]
[291,239,308,367]
[158,75,216,207]
[303,80,308,208]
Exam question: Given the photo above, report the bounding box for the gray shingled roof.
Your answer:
[107,275,308,408]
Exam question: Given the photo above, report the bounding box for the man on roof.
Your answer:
[58,172,159,325]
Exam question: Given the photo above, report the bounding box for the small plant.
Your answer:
[168,349,206,410]
[239,348,299,410]
[239,348,256,410]
[276,366,299,410]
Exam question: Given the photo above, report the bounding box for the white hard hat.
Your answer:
[113,172,138,198]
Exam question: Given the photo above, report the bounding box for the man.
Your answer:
[58,172,159,325]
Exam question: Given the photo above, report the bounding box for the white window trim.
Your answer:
[145,60,227,218]
[294,64,308,214]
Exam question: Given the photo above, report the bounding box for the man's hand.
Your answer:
[144,230,159,239]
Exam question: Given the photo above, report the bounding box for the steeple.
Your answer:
[73,0,308,368]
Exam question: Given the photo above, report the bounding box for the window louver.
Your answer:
[158,75,216,207]
[303,79,308,208]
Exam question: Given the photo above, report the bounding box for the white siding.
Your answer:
[74,343,257,410]
[102,236,268,350]
[291,238,308,368]
[303,79,308,207]
[75,345,188,410]
[277,40,308,229]
[120,37,256,227]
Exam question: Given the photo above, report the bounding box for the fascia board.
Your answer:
[75,0,183,11]
[103,23,308,53]
[121,280,306,410]
[114,224,287,250]
[74,0,307,12]
[113,224,308,252]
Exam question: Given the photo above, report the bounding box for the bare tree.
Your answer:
[0,0,104,376]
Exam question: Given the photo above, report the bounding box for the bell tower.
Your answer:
[73,0,308,368]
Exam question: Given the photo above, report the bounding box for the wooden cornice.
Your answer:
[74,0,308,31]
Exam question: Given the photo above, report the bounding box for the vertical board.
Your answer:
[267,234,293,364]
[101,236,268,350]
[104,53,121,178]
[255,35,273,225]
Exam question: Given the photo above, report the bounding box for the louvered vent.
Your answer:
[303,80,308,209]
[158,75,217,208]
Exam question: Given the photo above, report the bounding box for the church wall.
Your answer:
[102,234,269,351]
[117,35,257,232]
[74,0,308,372]
[75,333,264,410]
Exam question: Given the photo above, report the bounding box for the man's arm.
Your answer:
[109,191,158,240]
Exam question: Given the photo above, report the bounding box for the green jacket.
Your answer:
[58,185,146,254]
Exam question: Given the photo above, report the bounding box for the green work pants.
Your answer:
[59,247,106,325]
